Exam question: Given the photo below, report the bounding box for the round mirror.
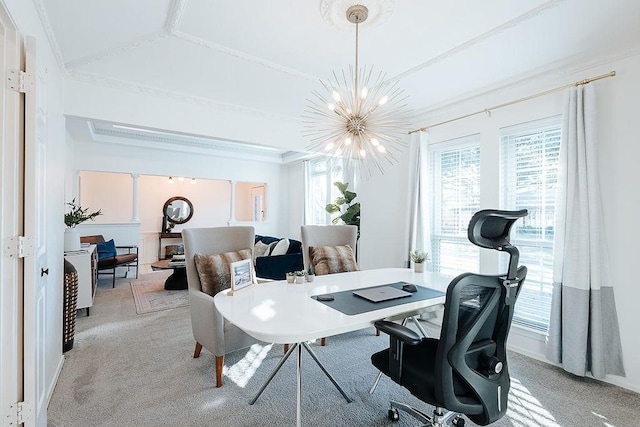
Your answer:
[163,196,193,225]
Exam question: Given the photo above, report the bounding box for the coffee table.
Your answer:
[150,259,187,290]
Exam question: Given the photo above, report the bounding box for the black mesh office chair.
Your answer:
[372,209,528,426]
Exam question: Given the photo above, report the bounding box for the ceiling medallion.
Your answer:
[304,3,411,178]
[320,0,396,31]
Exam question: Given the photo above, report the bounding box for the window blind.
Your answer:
[500,116,561,331]
[429,135,481,277]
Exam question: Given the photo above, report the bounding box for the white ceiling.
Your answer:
[40,0,640,152]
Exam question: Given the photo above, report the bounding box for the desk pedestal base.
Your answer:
[249,342,352,427]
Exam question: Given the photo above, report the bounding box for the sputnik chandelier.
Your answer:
[303,4,410,178]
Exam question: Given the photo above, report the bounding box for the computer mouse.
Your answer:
[402,284,417,293]
[316,294,334,301]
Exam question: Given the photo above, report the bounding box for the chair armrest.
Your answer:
[374,320,422,345]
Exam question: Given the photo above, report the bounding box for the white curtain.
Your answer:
[546,85,625,379]
[406,131,430,266]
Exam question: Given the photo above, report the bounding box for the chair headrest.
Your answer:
[467,209,528,250]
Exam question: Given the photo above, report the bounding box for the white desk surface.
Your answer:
[214,268,450,344]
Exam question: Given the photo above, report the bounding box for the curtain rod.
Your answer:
[408,70,616,135]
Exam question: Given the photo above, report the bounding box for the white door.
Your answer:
[23,35,49,426]
[0,5,25,426]
[250,185,266,221]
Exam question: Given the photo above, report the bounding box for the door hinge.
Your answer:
[3,236,32,258]
[7,69,34,94]
[7,401,32,425]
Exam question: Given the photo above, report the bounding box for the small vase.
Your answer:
[64,228,81,252]
[306,274,315,282]
[286,274,295,283]
[295,276,305,284]
[414,262,424,273]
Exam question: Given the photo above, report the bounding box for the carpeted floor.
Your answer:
[47,271,640,426]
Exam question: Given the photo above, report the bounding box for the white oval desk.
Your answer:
[214,268,450,426]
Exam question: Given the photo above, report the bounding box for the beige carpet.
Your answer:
[130,272,189,314]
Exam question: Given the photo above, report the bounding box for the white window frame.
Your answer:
[304,158,349,225]
[428,134,481,277]
[500,116,561,331]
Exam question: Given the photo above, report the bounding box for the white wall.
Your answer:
[70,135,287,239]
[357,54,640,392]
[4,0,67,422]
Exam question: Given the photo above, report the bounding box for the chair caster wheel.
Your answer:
[388,408,399,421]
[452,416,465,426]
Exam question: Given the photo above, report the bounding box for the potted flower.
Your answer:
[64,199,102,251]
[410,250,429,273]
[286,271,295,283]
[294,270,305,284]
[305,265,315,282]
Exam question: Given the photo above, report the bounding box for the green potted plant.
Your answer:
[305,265,315,282]
[325,182,360,238]
[64,199,102,251]
[294,270,306,284]
[410,250,429,273]
[286,271,295,283]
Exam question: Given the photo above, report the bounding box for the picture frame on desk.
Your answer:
[228,259,254,295]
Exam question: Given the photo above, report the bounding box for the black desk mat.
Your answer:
[311,282,445,315]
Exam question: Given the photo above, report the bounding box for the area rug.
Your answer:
[130,272,189,315]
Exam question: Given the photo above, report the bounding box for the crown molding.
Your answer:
[32,0,68,75]
[67,69,301,124]
[65,34,170,70]
[412,45,640,123]
[173,31,319,81]
[166,0,188,34]
[392,0,567,82]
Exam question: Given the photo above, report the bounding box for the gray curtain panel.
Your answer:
[406,131,430,267]
[546,85,625,379]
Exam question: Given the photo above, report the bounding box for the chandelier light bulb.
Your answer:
[345,137,352,145]
[325,142,335,151]
[327,103,335,111]
[377,145,386,153]
[360,86,368,99]
[332,91,341,102]
[371,138,379,146]
[360,149,366,157]
[378,95,389,106]
[336,148,342,155]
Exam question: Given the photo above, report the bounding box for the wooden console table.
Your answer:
[158,232,182,260]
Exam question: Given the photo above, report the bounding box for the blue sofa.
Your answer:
[254,235,303,280]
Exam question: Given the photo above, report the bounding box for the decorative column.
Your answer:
[131,174,139,222]
[228,180,237,224]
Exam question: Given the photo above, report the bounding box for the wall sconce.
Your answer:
[168,176,174,184]
[191,178,197,184]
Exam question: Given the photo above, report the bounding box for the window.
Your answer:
[500,117,561,331]
[305,158,346,225]
[428,135,481,276]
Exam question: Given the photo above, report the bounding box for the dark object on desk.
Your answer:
[402,283,417,293]
[254,235,303,280]
[372,209,528,426]
[313,282,444,315]
[315,294,334,301]
[80,235,138,288]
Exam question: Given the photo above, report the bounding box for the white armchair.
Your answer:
[182,226,259,387]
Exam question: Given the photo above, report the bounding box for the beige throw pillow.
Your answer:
[253,241,271,264]
[309,245,358,276]
[194,249,252,296]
